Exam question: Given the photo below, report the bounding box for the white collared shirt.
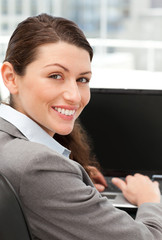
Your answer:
[0,104,70,158]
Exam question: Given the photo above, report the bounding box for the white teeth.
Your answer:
[54,107,75,116]
[58,108,62,113]
[65,110,69,115]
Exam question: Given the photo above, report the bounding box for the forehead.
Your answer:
[32,42,91,69]
[36,42,90,61]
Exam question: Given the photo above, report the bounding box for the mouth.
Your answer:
[53,107,76,116]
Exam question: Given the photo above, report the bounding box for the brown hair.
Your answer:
[54,119,100,176]
[4,13,93,76]
[4,14,97,176]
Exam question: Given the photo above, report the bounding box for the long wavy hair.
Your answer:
[54,119,100,176]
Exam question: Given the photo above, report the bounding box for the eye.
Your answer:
[77,77,90,83]
[49,74,62,80]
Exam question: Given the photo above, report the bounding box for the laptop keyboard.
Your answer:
[104,176,123,193]
[104,176,162,193]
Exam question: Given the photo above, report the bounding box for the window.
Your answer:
[15,0,22,14]
[0,0,162,75]
[1,23,8,31]
[1,0,8,15]
[151,0,162,8]
[30,0,37,16]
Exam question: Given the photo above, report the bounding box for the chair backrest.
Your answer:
[0,173,33,240]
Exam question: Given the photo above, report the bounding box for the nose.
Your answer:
[63,80,81,104]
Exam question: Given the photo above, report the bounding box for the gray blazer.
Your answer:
[0,117,162,240]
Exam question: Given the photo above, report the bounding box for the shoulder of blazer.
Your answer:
[0,117,27,140]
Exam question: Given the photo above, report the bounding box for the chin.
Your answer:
[56,126,74,136]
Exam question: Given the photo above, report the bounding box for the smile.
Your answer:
[53,107,76,116]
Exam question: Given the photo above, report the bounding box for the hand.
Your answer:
[112,173,161,206]
[88,166,108,192]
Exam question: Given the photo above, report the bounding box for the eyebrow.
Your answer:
[44,63,92,75]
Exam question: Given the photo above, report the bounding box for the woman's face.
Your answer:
[14,42,91,136]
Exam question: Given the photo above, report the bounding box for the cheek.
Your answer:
[28,85,49,102]
[76,88,90,119]
[83,88,91,106]
[80,87,90,113]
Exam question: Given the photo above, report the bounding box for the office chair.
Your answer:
[0,172,33,240]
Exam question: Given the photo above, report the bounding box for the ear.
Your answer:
[1,62,19,94]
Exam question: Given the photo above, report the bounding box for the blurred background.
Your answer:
[1,0,162,100]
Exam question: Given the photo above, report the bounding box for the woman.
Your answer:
[0,13,161,240]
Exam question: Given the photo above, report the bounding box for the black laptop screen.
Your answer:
[79,88,162,177]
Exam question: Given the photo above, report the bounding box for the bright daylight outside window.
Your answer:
[1,0,162,100]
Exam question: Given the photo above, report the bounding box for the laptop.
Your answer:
[79,88,162,208]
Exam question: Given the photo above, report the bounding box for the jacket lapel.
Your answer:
[0,117,27,140]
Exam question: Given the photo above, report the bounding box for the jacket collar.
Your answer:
[0,117,27,140]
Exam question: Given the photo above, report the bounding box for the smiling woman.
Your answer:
[0,13,162,240]
[2,42,91,136]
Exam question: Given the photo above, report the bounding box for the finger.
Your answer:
[153,180,159,187]
[111,177,127,191]
[95,171,108,187]
[125,174,133,182]
[134,173,142,177]
[94,183,105,192]
[89,167,108,187]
